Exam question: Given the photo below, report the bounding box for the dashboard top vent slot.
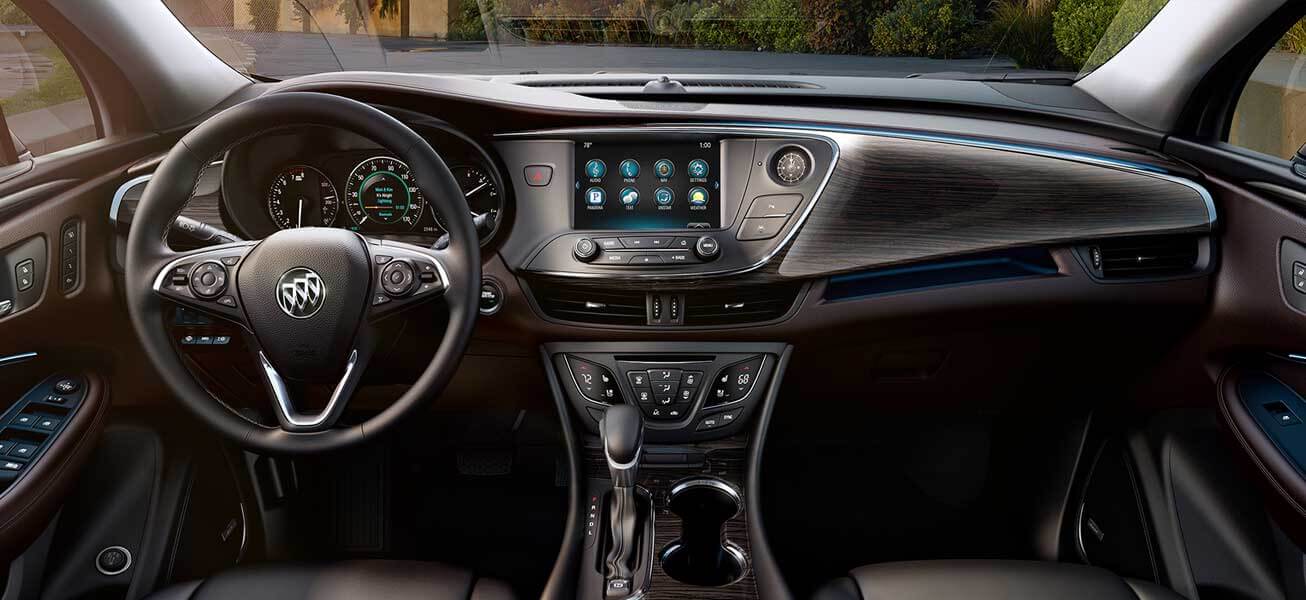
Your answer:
[514,78,821,90]
[1083,235,1203,280]
[683,284,803,326]
[530,282,646,326]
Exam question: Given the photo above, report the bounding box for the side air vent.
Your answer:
[515,79,821,90]
[1080,235,1204,280]
[531,282,646,326]
[683,284,804,326]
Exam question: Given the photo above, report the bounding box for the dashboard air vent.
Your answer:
[515,79,821,90]
[1084,235,1202,279]
[683,284,803,326]
[531,283,646,326]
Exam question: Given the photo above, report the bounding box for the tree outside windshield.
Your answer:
[165,0,1168,80]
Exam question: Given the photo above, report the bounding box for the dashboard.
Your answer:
[107,82,1219,333]
[219,124,505,245]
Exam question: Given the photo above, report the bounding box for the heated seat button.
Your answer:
[627,371,650,389]
[680,371,702,387]
[567,358,620,404]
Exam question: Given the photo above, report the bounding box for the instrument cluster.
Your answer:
[221,125,505,245]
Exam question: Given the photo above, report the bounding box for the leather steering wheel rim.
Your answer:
[124,92,480,454]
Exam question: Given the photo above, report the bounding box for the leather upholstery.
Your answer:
[142,560,516,600]
[812,560,1186,600]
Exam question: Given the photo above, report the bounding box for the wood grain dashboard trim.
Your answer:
[774,128,1215,278]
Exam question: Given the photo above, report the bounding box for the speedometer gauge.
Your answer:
[267,165,338,229]
[344,156,425,230]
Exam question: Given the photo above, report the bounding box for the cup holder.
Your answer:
[660,478,748,587]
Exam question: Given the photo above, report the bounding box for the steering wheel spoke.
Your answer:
[256,342,373,432]
[152,241,258,327]
[367,239,449,320]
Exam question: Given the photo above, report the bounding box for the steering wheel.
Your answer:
[124,92,481,454]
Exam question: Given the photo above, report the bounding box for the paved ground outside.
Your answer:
[193,28,1022,79]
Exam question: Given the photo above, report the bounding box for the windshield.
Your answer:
[164,0,1169,81]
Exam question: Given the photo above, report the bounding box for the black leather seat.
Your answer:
[143,560,515,600]
[814,560,1185,600]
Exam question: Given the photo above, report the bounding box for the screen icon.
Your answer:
[585,159,606,179]
[584,187,606,206]
[688,159,709,178]
[619,159,639,178]
[619,187,640,206]
[688,186,709,206]
[654,159,674,179]
[654,187,674,206]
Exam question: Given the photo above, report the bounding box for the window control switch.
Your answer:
[8,443,37,459]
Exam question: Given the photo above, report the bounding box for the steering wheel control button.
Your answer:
[479,280,503,315]
[188,261,228,299]
[372,294,391,306]
[96,546,132,576]
[53,379,79,394]
[736,217,788,241]
[216,296,237,308]
[380,260,417,297]
[574,238,599,262]
[694,236,720,260]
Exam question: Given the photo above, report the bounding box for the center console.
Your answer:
[545,342,789,600]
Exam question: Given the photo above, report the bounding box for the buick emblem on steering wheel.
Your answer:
[277,267,326,319]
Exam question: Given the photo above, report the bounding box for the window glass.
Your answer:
[165,0,1168,81]
[0,0,97,156]
[1229,17,1306,160]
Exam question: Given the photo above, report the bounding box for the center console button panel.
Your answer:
[549,343,784,443]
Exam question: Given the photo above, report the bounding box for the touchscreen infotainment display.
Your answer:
[573,139,720,230]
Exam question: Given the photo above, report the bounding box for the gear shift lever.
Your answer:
[600,404,644,598]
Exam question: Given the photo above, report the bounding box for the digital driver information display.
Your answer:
[573,139,721,230]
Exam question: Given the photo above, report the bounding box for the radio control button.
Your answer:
[694,236,720,260]
[574,238,599,261]
[598,251,632,265]
[630,254,663,265]
[596,238,623,250]
[620,236,673,250]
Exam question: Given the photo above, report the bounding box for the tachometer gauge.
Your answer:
[438,165,501,236]
[344,156,426,230]
[266,165,339,229]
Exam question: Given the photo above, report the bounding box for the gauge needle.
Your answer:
[297,197,304,228]
[463,182,489,198]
